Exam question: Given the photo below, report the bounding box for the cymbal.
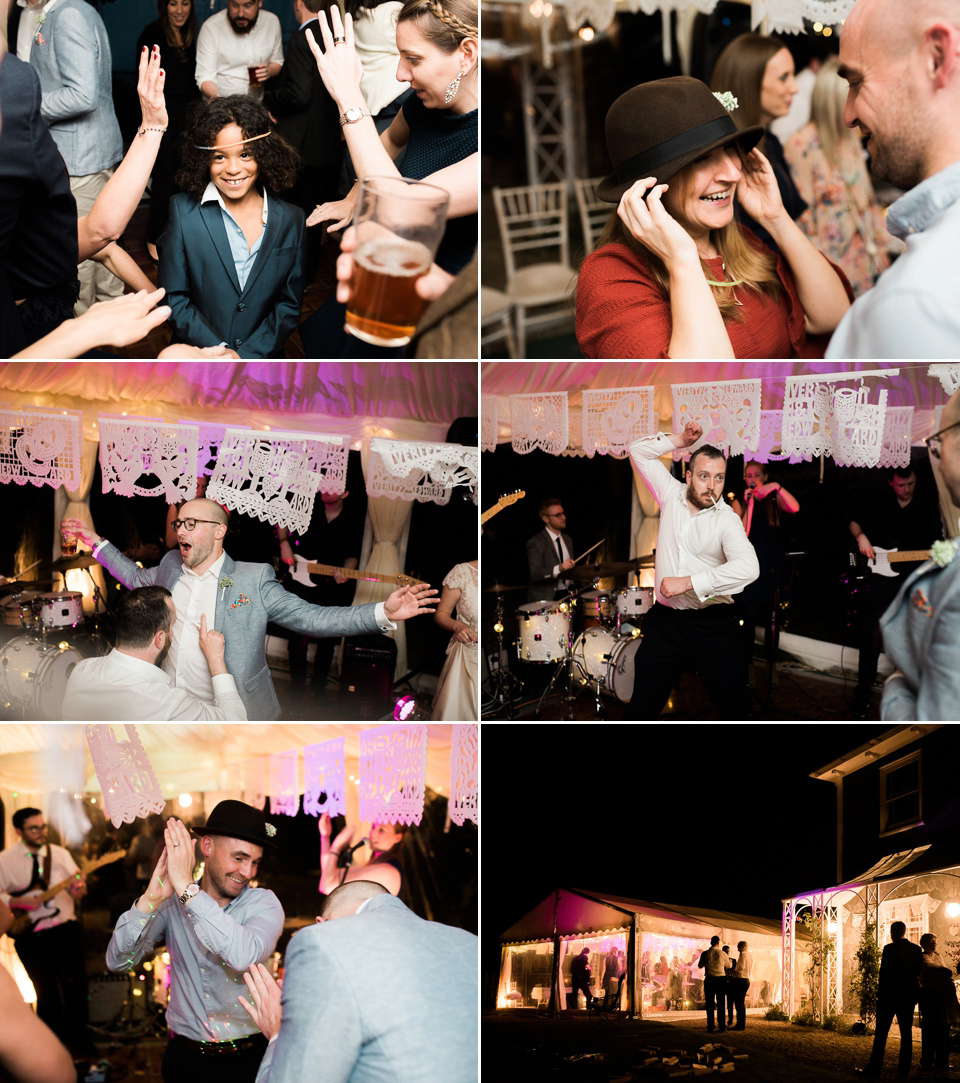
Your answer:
[566,561,641,580]
[0,579,55,592]
[51,554,100,571]
[483,582,525,594]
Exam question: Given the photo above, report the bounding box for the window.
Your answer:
[880,752,922,835]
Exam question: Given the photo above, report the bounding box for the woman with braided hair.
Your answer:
[298,0,477,355]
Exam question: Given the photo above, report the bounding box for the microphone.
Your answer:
[336,838,368,868]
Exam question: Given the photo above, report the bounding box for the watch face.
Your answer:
[347,108,360,121]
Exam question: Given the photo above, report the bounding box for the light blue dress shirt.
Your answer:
[106,884,284,1043]
[827,159,960,358]
[201,180,269,292]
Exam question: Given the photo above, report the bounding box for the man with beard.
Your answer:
[60,585,247,719]
[196,0,284,101]
[828,0,960,357]
[627,423,759,719]
[107,803,284,1083]
[60,497,436,720]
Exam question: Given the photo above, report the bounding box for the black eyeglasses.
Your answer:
[925,419,960,460]
[172,518,220,532]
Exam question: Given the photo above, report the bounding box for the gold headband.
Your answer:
[194,130,272,151]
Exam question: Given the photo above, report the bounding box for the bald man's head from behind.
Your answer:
[317,880,390,922]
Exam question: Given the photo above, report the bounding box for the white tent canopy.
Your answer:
[0,723,458,847]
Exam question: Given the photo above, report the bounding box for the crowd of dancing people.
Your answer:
[1,0,478,359]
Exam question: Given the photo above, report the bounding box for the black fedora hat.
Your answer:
[196,800,277,848]
[596,76,764,203]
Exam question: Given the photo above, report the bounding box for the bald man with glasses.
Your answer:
[61,497,437,721]
[878,390,960,720]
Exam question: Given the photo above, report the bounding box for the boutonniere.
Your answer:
[36,9,46,26]
[930,539,958,568]
[218,575,234,603]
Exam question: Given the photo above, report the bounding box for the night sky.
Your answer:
[482,722,890,985]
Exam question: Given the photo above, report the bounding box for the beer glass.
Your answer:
[248,63,263,88]
[346,176,450,347]
[60,526,78,557]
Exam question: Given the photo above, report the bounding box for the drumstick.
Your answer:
[6,559,41,580]
[572,539,604,564]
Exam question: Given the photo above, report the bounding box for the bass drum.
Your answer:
[0,637,83,719]
[572,628,642,703]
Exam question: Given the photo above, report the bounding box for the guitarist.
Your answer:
[277,490,364,716]
[847,466,943,717]
[0,809,92,1060]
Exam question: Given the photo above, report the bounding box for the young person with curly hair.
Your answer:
[158,94,305,358]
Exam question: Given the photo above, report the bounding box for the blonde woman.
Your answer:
[576,77,852,359]
[784,58,899,296]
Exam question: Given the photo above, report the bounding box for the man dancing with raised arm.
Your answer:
[628,423,759,719]
[62,497,436,720]
[106,801,284,1083]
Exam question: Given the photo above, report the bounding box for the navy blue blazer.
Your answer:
[158,190,305,359]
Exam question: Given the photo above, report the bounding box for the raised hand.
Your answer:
[681,421,704,447]
[307,193,356,233]
[163,818,197,895]
[617,177,699,268]
[305,8,365,109]
[137,44,168,131]
[736,148,785,226]
[196,613,227,674]
[334,226,453,303]
[59,517,100,548]
[383,582,438,622]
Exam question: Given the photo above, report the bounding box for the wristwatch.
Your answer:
[339,106,371,127]
[179,882,200,905]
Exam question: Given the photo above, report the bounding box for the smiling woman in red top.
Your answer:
[575,77,852,359]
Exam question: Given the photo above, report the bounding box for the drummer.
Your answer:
[526,498,575,602]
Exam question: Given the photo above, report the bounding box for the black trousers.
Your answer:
[161,1034,268,1083]
[628,603,750,720]
[919,990,950,1069]
[729,976,749,1027]
[14,920,89,1054]
[703,975,726,1031]
[868,994,916,1076]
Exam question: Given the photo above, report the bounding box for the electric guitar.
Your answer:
[481,490,525,525]
[7,849,127,938]
[848,546,932,578]
[290,556,426,590]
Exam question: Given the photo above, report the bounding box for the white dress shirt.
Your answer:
[61,648,247,720]
[166,551,226,704]
[734,950,753,980]
[201,181,268,291]
[700,945,732,978]
[629,434,759,610]
[0,841,78,930]
[194,8,284,98]
[16,0,64,63]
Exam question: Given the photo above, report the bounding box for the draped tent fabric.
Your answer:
[481,362,947,451]
[56,438,106,612]
[0,363,477,444]
[0,723,458,853]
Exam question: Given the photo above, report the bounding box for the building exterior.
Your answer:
[498,887,791,1018]
[782,724,960,1019]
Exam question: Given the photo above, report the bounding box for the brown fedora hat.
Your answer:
[596,76,764,203]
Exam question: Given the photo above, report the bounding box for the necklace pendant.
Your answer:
[865,242,878,257]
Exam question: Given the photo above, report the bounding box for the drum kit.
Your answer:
[486,554,656,719]
[0,554,111,720]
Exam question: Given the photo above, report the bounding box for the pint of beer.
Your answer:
[346,177,450,347]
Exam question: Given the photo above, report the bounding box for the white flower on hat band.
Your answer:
[713,91,739,112]
[265,823,277,837]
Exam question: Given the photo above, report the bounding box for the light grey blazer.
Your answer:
[96,543,386,721]
[28,0,122,176]
[255,894,478,1083]
[879,556,960,721]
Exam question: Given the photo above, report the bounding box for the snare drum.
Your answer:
[1,592,42,629]
[581,590,615,628]
[572,628,642,703]
[615,586,654,621]
[0,636,83,719]
[38,591,84,629]
[516,602,570,663]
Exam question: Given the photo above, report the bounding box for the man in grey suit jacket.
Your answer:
[526,497,575,602]
[880,387,960,721]
[20,0,123,312]
[61,499,436,721]
[243,881,478,1083]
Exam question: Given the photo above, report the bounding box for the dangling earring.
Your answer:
[444,68,464,105]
